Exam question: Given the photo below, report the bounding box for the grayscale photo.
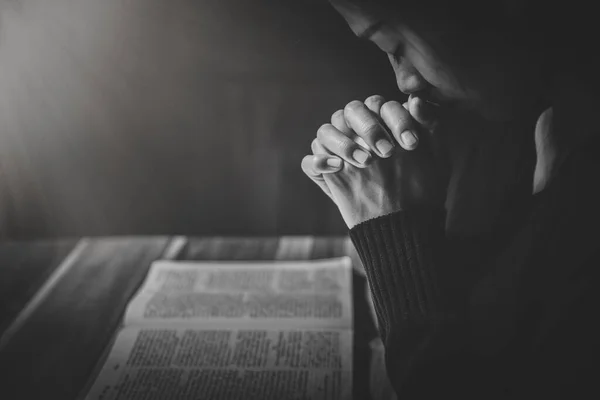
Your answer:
[0,0,598,399]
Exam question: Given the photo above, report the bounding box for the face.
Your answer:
[331,0,548,122]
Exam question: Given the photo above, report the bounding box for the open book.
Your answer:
[83,257,353,400]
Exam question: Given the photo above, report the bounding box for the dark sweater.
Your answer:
[350,138,600,399]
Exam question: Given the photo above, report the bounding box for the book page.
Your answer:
[124,257,353,330]
[84,326,352,400]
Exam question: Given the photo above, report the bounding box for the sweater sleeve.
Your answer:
[349,138,600,399]
[350,209,510,399]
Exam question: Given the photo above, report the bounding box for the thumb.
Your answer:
[408,95,439,133]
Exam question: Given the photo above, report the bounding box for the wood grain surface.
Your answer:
[0,239,77,336]
[0,236,385,399]
[0,237,171,399]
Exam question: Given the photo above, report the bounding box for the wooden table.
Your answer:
[0,236,394,399]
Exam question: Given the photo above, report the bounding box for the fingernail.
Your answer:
[352,149,370,164]
[326,157,342,168]
[375,139,394,157]
[399,130,417,147]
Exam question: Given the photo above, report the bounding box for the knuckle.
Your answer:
[331,109,344,121]
[305,156,324,177]
[300,156,312,173]
[312,156,324,171]
[365,94,385,104]
[362,123,383,140]
[336,137,355,157]
[311,138,319,151]
[301,154,312,166]
[344,100,364,114]
[316,123,331,140]
[381,100,403,112]
[381,101,410,130]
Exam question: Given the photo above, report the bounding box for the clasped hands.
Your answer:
[301,95,449,228]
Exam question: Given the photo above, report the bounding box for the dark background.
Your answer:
[0,0,403,238]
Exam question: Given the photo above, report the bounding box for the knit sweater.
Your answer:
[349,137,600,399]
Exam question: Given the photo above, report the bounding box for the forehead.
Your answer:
[329,0,383,37]
[329,0,485,58]
[330,1,473,39]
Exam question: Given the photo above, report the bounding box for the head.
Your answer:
[330,0,594,123]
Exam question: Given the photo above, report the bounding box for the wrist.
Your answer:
[341,199,405,229]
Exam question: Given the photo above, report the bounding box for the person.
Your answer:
[301,0,600,398]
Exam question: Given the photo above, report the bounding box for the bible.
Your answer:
[83,257,353,400]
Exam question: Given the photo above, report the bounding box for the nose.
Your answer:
[388,54,429,95]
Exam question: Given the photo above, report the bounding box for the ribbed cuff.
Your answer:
[350,209,446,338]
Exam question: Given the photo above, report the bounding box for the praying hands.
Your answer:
[301,94,449,228]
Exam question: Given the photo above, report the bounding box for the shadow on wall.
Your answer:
[0,0,397,238]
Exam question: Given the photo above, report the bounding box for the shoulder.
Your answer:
[535,133,600,223]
